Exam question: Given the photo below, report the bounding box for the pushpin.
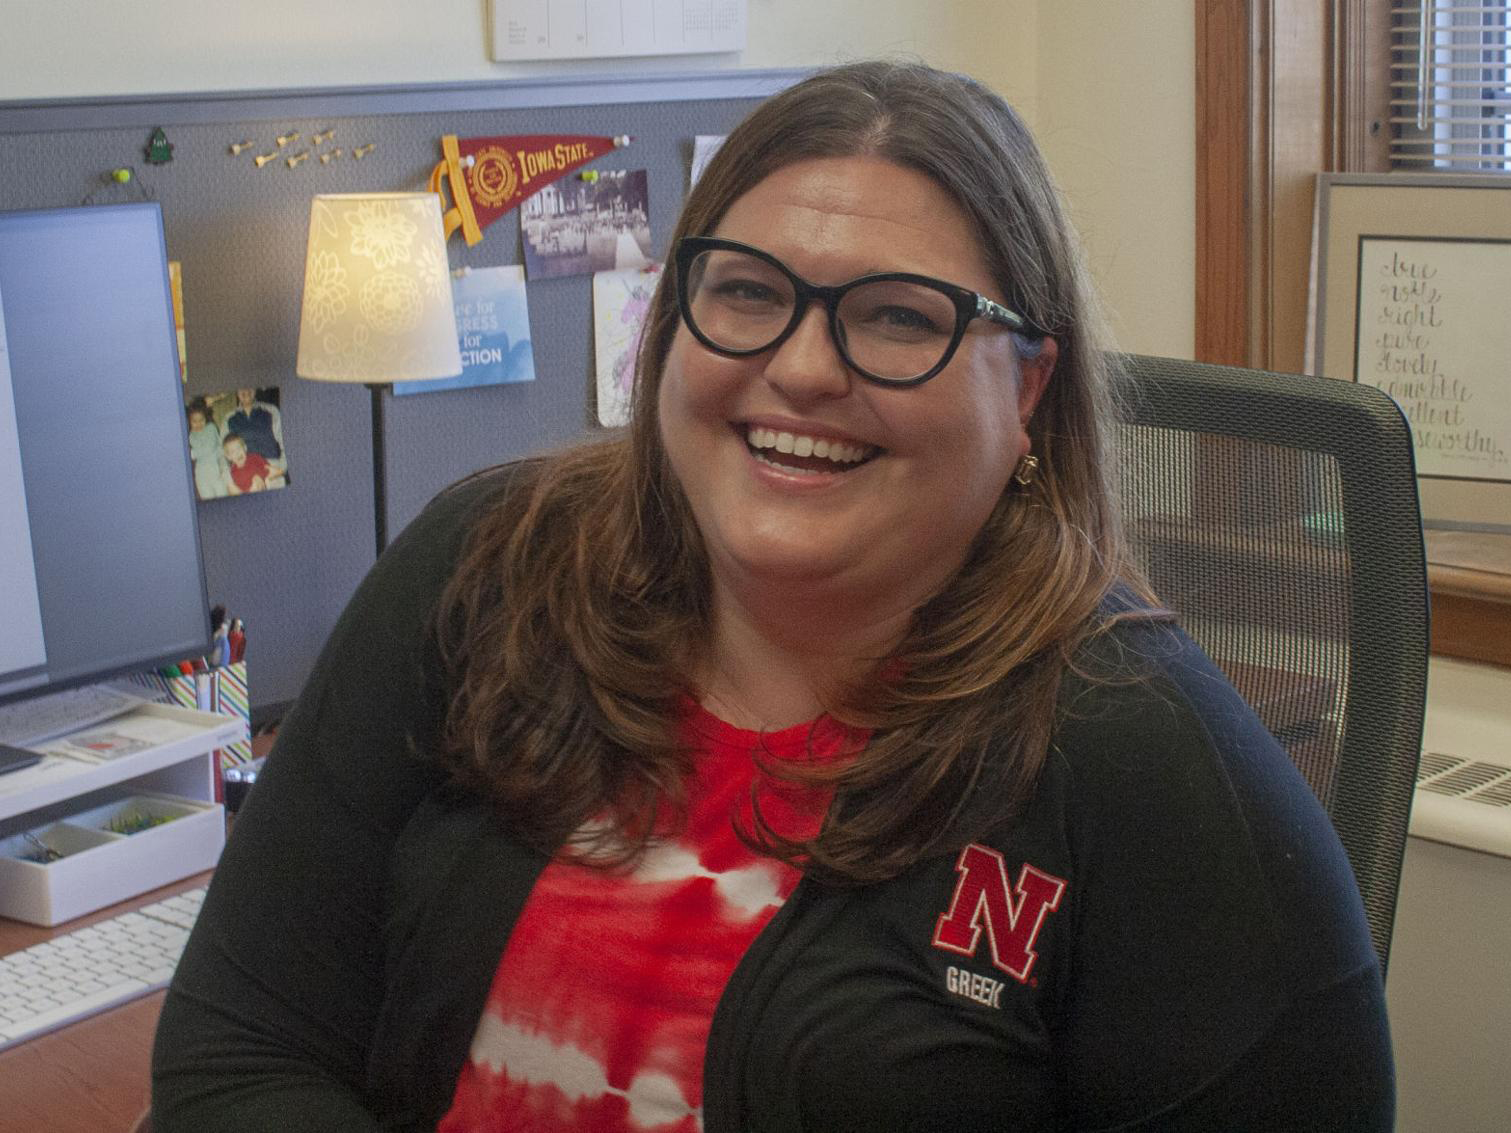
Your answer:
[579,170,599,183]
[312,128,336,145]
[286,151,309,168]
[229,140,253,155]
[353,143,375,159]
[110,168,132,183]
[320,149,343,164]
[613,135,633,147]
[462,154,475,168]
[276,131,300,148]
[255,152,278,168]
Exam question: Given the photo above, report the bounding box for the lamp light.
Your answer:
[295,192,461,556]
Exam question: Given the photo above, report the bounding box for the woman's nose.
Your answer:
[761,303,854,402]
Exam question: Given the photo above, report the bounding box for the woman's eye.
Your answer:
[883,306,937,330]
[861,304,944,337]
[711,278,782,306]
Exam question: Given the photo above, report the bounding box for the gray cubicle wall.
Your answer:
[0,72,797,714]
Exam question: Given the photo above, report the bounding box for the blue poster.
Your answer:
[394,265,536,395]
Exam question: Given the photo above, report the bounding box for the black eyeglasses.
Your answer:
[674,236,1046,388]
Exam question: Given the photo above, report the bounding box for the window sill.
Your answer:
[1426,531,1511,670]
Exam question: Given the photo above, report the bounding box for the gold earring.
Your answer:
[1013,454,1040,487]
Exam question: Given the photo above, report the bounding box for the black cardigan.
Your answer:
[151,465,1393,1131]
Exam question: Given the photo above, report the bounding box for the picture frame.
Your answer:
[1309,173,1511,532]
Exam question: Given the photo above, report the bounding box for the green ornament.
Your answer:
[146,127,174,165]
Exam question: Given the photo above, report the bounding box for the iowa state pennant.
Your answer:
[429,133,629,245]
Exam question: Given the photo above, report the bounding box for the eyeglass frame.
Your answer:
[673,236,1049,389]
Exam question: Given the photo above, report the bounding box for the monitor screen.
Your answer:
[0,203,208,706]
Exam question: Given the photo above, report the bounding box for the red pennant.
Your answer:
[430,133,625,245]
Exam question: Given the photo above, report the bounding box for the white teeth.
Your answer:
[745,426,874,466]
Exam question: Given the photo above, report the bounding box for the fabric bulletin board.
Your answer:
[0,71,796,712]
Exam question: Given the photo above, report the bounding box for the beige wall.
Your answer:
[0,0,1192,357]
[0,1,1036,100]
[1033,2,1195,359]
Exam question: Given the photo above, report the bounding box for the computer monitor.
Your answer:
[0,202,209,706]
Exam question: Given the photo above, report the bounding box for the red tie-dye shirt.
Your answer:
[436,702,863,1133]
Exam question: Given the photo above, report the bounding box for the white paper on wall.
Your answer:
[593,265,661,427]
[490,0,745,62]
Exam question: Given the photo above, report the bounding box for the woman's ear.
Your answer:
[1016,337,1058,427]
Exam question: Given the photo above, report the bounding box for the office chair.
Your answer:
[1116,354,1428,974]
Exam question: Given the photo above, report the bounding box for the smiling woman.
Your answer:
[152,61,1395,1133]
[656,154,1058,722]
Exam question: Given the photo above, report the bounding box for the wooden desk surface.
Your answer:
[0,871,211,1133]
[0,727,269,1133]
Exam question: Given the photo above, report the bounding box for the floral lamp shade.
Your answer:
[296,192,462,383]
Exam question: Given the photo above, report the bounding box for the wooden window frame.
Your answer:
[1195,0,1511,668]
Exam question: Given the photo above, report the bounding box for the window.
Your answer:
[1391,1,1511,170]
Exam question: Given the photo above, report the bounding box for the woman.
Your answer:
[152,62,1391,1131]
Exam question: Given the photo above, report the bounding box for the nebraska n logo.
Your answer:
[932,844,1067,983]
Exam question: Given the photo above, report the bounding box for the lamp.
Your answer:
[295,192,461,557]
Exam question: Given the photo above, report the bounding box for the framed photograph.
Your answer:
[1310,173,1511,531]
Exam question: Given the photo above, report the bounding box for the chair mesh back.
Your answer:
[1118,356,1429,972]
[1122,428,1352,810]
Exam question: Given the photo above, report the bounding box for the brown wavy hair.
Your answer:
[434,60,1147,882]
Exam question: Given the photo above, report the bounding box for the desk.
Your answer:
[0,731,270,1133]
[0,871,209,1133]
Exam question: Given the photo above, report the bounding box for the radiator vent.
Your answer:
[1411,752,1511,858]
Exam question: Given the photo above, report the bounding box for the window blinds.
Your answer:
[1391,2,1511,170]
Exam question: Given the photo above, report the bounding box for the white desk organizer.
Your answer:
[0,704,237,926]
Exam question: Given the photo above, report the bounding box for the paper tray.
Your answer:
[0,791,223,926]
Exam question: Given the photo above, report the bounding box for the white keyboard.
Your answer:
[0,885,205,1050]
[0,682,150,748]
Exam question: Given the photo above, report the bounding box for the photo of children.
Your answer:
[521,169,653,281]
[182,386,290,501]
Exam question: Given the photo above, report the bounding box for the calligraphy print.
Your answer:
[1354,236,1511,482]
